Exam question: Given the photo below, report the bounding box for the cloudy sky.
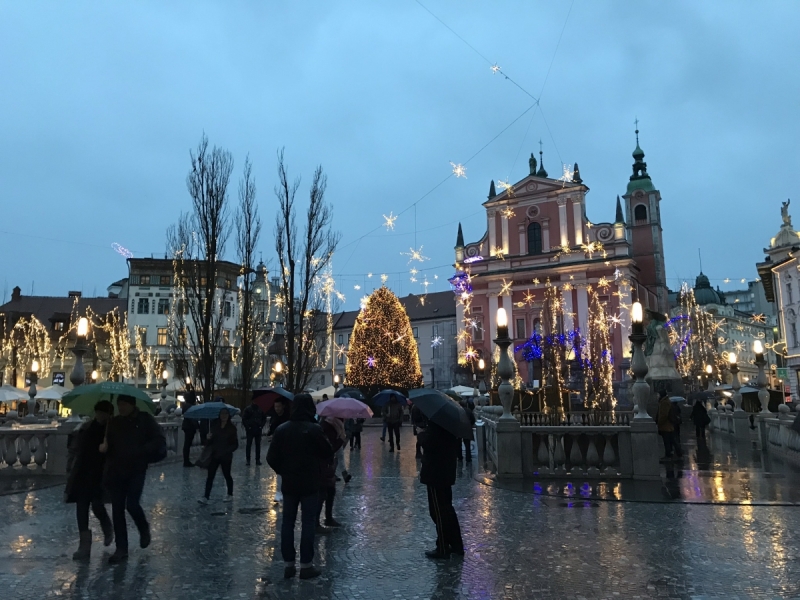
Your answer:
[1,1,798,309]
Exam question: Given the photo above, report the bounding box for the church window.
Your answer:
[634,204,648,224]
[787,282,793,305]
[527,222,543,255]
[792,323,798,348]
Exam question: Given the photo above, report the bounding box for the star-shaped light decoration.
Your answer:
[563,283,574,292]
[597,276,610,289]
[383,212,397,230]
[604,261,611,266]
[422,278,431,290]
[500,279,513,296]
[740,278,747,283]
[464,346,478,361]
[450,162,467,178]
[366,356,376,368]
[335,291,346,302]
[402,246,429,265]
[524,291,535,305]
[335,344,348,359]
[367,273,373,278]
[608,314,622,328]
[493,246,506,260]
[380,273,388,283]
[734,341,745,353]
[613,268,622,280]
[431,336,444,348]
[491,62,501,74]
[434,274,439,280]
[724,278,730,283]
[410,276,418,282]
[586,222,593,229]
[501,207,515,219]
[410,267,419,276]
[497,179,515,198]
[354,284,361,290]
[558,164,573,187]
[752,313,766,324]
[359,295,370,310]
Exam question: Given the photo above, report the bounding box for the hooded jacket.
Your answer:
[419,421,459,487]
[104,408,164,485]
[266,394,333,496]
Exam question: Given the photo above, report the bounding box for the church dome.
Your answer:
[693,272,722,305]
[770,224,800,249]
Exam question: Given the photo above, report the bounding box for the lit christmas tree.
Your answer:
[669,283,720,379]
[346,286,423,391]
[582,286,615,409]
[541,280,569,411]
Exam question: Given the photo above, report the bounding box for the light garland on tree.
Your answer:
[582,286,615,409]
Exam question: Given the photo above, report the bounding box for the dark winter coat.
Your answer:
[384,399,404,424]
[266,395,333,497]
[267,407,290,436]
[103,409,164,487]
[657,397,674,433]
[345,418,364,434]
[320,419,345,487]
[206,418,239,460]
[419,421,459,487]
[65,419,108,503]
[242,404,267,433]
[690,401,711,428]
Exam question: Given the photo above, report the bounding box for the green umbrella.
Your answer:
[62,382,156,415]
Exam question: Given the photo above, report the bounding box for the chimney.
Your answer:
[11,286,21,301]
[68,291,82,298]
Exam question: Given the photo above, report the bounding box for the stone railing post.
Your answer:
[628,308,660,479]
[47,421,81,475]
[493,317,522,478]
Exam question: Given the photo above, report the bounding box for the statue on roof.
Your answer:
[782,199,792,226]
[529,153,537,175]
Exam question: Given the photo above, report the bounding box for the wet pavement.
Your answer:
[1,428,799,599]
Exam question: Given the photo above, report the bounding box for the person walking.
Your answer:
[656,390,675,460]
[419,420,464,559]
[102,394,165,564]
[318,416,346,530]
[669,398,684,458]
[267,398,290,503]
[384,394,403,452]
[346,418,364,450]
[691,399,711,441]
[267,394,333,580]
[457,400,476,463]
[181,387,199,467]
[198,408,238,504]
[242,399,267,466]
[65,400,114,560]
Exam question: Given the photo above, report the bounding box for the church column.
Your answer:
[456,299,466,356]
[572,198,584,246]
[557,198,569,247]
[576,280,589,335]
[488,210,497,256]
[518,223,526,256]
[563,287,575,332]
[542,218,551,252]
[488,294,499,345]
[501,213,510,255]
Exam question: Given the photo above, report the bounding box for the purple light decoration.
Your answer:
[366,356,376,368]
[112,242,133,259]
[463,255,484,264]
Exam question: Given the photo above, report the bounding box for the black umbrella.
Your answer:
[335,387,365,400]
[408,389,473,440]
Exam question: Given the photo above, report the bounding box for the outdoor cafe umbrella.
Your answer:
[0,389,26,403]
[183,401,240,420]
[251,387,294,413]
[62,382,156,415]
[0,385,29,401]
[371,389,409,407]
[408,388,474,440]
[35,385,68,401]
[316,397,373,419]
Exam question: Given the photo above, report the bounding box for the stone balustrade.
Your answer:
[709,404,735,434]
[762,406,800,466]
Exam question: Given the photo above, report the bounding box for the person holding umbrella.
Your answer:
[181,386,199,467]
[198,407,238,504]
[384,393,404,452]
[65,400,115,560]
[101,394,165,564]
[242,397,267,466]
[267,397,291,503]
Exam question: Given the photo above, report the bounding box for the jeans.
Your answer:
[281,493,318,566]
[381,422,388,439]
[205,456,233,498]
[427,485,463,554]
[76,490,111,533]
[245,430,262,463]
[110,470,148,551]
[387,423,401,449]
[660,432,674,457]
[317,486,335,522]
[182,426,196,465]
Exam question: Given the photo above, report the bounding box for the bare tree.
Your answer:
[234,156,262,403]
[274,149,340,393]
[167,134,234,402]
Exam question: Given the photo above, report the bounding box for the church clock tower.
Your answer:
[621,125,669,313]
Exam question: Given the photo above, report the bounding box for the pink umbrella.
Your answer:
[316,397,373,419]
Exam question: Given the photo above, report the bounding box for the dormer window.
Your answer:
[53,321,65,332]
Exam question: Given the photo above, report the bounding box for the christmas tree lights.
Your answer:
[346,286,423,390]
[582,287,615,409]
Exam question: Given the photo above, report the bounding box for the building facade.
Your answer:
[454,134,666,388]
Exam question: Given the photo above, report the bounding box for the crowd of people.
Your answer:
[64,388,470,579]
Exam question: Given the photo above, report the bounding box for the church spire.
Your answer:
[626,120,654,193]
[615,195,625,224]
[535,140,548,178]
[456,223,464,248]
[572,162,582,184]
[488,180,496,200]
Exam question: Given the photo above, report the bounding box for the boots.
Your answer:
[72,530,92,560]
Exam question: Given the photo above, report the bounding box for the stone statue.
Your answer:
[529,153,537,175]
[644,310,667,356]
[782,199,792,226]
[644,310,682,385]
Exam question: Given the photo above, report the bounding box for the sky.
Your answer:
[1,1,799,310]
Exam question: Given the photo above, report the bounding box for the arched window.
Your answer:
[634,204,648,223]
[527,222,542,255]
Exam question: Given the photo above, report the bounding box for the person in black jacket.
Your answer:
[199,408,239,503]
[418,421,464,559]
[266,394,333,581]
[690,399,711,441]
[242,400,267,466]
[65,400,114,560]
[384,394,404,452]
[457,400,476,463]
[267,398,290,502]
[411,404,426,459]
[102,394,165,564]
[181,388,199,467]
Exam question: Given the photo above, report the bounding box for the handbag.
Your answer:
[196,445,213,469]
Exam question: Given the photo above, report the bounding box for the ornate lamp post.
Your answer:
[161,369,169,403]
[70,317,90,388]
[754,340,770,414]
[91,370,98,383]
[728,352,743,411]
[494,308,515,420]
[334,373,340,394]
[477,358,486,405]
[274,361,283,388]
[705,364,714,391]
[28,359,39,414]
[629,302,652,421]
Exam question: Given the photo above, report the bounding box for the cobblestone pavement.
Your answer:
[1,428,800,599]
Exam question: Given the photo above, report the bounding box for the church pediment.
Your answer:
[483,175,584,206]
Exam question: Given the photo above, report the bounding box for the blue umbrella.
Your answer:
[184,401,240,420]
[371,389,409,407]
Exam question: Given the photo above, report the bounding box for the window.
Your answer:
[53,321,65,332]
[224,301,232,318]
[222,330,231,346]
[337,334,344,345]
[516,318,526,339]
[413,327,419,339]
[347,333,351,345]
[473,320,484,341]
[137,327,147,347]
[157,299,170,314]
[157,327,167,346]
[130,275,140,285]
[137,298,149,314]
[220,360,230,378]
[160,275,171,286]
[432,324,439,337]
[634,204,648,223]
[527,222,543,255]
[224,278,232,289]
[178,328,188,345]
[792,323,798,348]
[140,275,151,286]
[533,318,542,335]
[787,282,793,305]
[337,353,345,365]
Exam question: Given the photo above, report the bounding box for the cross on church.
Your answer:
[538,139,543,153]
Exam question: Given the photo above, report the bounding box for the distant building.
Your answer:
[719,280,775,318]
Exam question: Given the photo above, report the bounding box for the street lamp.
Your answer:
[494,308,514,420]
[274,361,283,388]
[753,340,770,414]
[70,317,90,387]
[29,359,39,413]
[478,358,486,401]
[334,373,340,393]
[91,370,98,382]
[629,302,652,420]
[728,352,743,412]
[161,369,169,403]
